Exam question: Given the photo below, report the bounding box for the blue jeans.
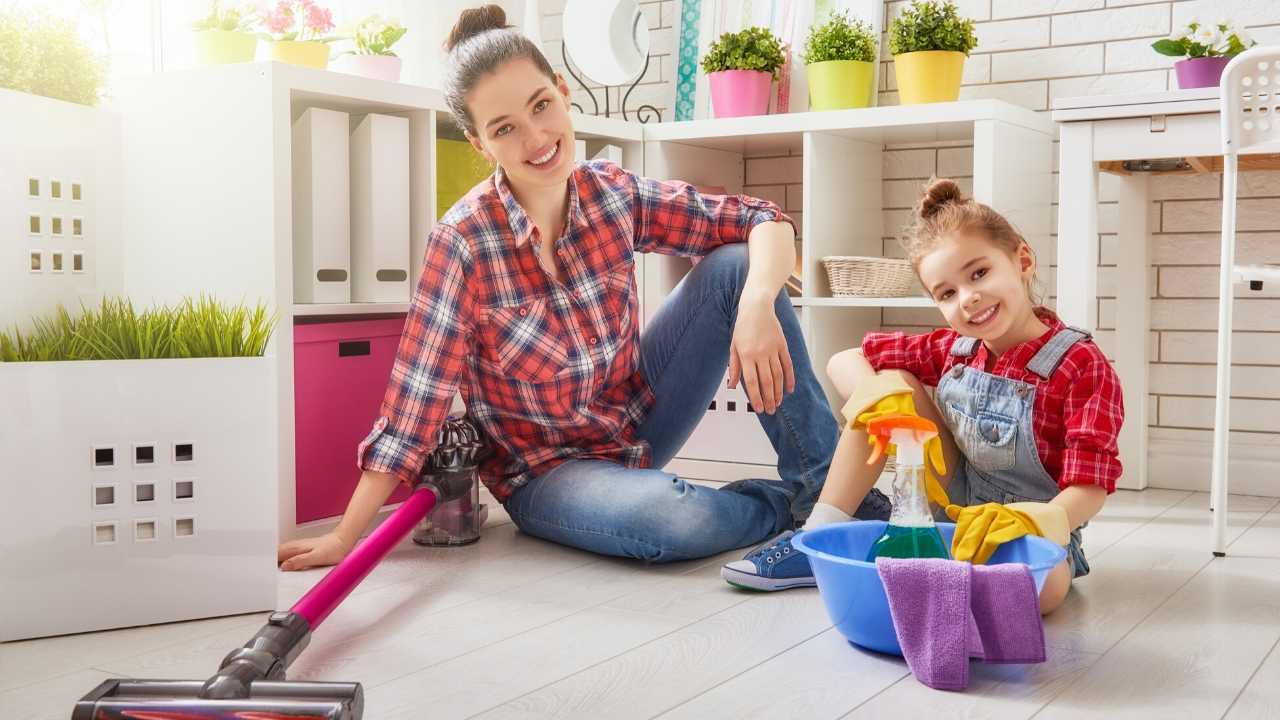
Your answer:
[504,244,840,562]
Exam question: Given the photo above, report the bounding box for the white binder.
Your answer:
[350,113,411,303]
[592,144,623,164]
[291,107,351,304]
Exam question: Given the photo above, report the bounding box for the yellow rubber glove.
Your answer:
[840,371,948,486]
[839,371,916,431]
[1006,502,1070,546]
[943,501,1069,564]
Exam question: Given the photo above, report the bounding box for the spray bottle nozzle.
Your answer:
[865,414,939,466]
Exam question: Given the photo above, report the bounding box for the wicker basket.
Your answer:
[822,256,914,297]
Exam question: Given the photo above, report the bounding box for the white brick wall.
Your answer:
[542,0,1280,485]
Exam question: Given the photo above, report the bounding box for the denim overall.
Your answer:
[935,328,1091,578]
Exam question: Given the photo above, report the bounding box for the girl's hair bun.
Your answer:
[445,4,508,52]
[918,177,964,220]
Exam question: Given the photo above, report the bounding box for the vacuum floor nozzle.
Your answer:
[74,678,363,719]
[71,417,488,720]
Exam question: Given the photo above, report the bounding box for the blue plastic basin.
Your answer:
[791,521,1067,656]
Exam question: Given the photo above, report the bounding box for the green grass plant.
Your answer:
[0,296,276,362]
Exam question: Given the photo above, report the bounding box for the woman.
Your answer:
[278,5,887,577]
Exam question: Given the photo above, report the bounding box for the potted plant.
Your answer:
[0,296,279,641]
[338,14,407,82]
[0,10,105,106]
[888,0,977,105]
[801,11,878,111]
[1153,17,1257,89]
[258,0,338,70]
[700,26,787,118]
[192,1,258,65]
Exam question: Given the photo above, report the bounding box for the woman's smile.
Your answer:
[526,139,562,169]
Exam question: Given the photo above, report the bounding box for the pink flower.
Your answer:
[265,9,292,33]
[305,5,333,33]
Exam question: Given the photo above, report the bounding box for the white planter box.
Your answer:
[0,356,278,641]
[350,113,410,303]
[292,107,351,304]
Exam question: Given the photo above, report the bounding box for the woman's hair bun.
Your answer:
[445,4,509,52]
[918,177,964,220]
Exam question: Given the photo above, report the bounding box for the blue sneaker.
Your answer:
[721,530,815,591]
[853,487,892,521]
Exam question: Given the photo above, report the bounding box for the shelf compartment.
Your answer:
[800,296,934,308]
[644,100,1055,155]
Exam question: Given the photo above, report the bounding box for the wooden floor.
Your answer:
[4,487,1279,719]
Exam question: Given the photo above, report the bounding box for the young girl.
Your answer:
[722,179,1123,614]
[278,5,889,572]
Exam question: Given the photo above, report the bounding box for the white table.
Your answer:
[1053,88,1224,492]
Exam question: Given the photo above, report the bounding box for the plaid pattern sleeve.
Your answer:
[860,328,958,387]
[1058,350,1125,493]
[357,222,477,486]
[619,163,795,256]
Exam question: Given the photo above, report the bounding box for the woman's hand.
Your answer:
[278,531,353,571]
[729,290,795,414]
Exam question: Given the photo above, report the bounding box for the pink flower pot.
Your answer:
[1175,56,1231,89]
[343,54,402,82]
[708,70,773,118]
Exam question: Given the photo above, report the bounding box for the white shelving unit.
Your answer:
[800,297,937,307]
[115,63,438,539]
[647,101,1055,481]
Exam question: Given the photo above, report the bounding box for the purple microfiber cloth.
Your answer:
[876,557,974,690]
[877,557,1045,690]
[970,562,1046,664]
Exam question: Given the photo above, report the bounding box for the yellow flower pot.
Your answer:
[193,30,257,65]
[894,50,966,104]
[806,60,876,111]
[271,40,329,70]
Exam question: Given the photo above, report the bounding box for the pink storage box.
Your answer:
[293,316,411,524]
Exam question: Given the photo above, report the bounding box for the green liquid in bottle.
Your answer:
[865,523,950,562]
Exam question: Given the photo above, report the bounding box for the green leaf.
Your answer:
[0,295,276,362]
[888,1,977,55]
[0,9,105,106]
[351,15,407,56]
[802,11,878,64]
[1151,38,1186,56]
[701,26,787,77]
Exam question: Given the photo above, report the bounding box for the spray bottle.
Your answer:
[863,414,949,561]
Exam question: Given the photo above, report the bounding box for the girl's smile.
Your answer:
[918,234,1047,357]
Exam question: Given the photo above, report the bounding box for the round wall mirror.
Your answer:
[562,0,650,87]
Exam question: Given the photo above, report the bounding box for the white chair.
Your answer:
[1210,47,1280,557]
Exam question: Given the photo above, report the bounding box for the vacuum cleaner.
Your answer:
[72,416,487,720]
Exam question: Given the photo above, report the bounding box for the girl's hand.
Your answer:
[278,531,353,571]
[729,292,795,414]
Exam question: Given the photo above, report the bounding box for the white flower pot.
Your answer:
[0,356,277,641]
[341,54,402,82]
